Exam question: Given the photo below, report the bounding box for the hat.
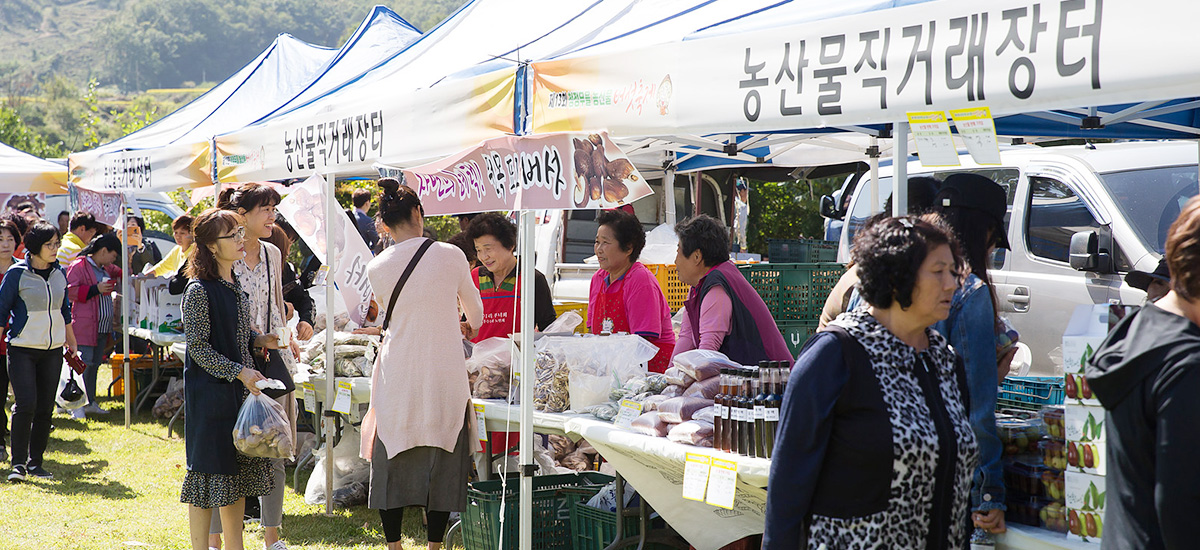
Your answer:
[1125,258,1170,292]
[936,173,1011,249]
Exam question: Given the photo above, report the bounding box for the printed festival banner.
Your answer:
[75,188,124,227]
[395,131,652,216]
[69,141,212,193]
[277,173,374,326]
[531,0,1200,138]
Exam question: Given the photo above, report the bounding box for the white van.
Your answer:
[832,141,1199,376]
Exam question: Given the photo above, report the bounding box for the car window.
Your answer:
[1025,176,1102,263]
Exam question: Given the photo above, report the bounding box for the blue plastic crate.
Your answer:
[998,377,1065,411]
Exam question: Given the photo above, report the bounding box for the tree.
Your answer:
[0,105,63,158]
[745,176,843,255]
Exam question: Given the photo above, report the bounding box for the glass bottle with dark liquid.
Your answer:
[763,363,782,458]
[739,368,754,457]
[713,367,727,453]
[754,362,768,458]
[726,368,740,454]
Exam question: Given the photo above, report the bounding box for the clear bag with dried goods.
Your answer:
[671,349,738,381]
[232,392,295,460]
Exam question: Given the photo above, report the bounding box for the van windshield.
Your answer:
[1098,165,1199,254]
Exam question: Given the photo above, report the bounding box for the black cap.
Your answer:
[1125,257,1170,291]
[935,173,1011,250]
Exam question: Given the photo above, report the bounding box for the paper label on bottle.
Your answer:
[330,380,353,414]
[754,405,766,420]
[474,403,489,452]
[301,382,316,413]
[765,408,780,422]
[736,407,747,422]
[714,404,725,418]
[705,458,738,509]
[682,453,711,501]
[616,399,643,429]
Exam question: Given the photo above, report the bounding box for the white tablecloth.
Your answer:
[127,326,186,346]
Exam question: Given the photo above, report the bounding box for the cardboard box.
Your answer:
[1062,304,1109,375]
[1066,472,1106,543]
[155,288,183,334]
[1065,404,1106,475]
[1065,372,1101,406]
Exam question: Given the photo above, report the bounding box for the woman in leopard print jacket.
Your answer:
[765,216,979,550]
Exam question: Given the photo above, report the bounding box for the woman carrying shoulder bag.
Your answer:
[361,178,483,550]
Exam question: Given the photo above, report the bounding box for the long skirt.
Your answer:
[368,409,473,512]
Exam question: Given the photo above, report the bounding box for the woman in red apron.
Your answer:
[466,213,556,343]
[588,210,675,373]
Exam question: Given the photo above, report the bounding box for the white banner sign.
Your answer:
[76,188,124,227]
[277,173,374,326]
[533,0,1200,136]
[69,141,212,193]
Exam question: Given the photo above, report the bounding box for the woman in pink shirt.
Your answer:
[588,210,675,373]
[673,215,793,366]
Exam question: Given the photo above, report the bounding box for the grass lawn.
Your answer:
[0,367,463,550]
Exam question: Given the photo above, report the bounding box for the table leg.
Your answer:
[134,344,163,412]
[166,402,183,438]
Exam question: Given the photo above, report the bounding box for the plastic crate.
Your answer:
[108,354,156,397]
[462,472,611,550]
[738,263,845,321]
[570,496,675,550]
[645,264,691,312]
[777,319,819,359]
[768,239,838,263]
[998,377,1065,411]
[552,302,589,334]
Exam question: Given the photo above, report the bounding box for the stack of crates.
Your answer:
[739,262,846,358]
[644,264,691,313]
[767,238,839,263]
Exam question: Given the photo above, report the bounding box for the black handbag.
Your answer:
[60,374,84,404]
[253,249,296,399]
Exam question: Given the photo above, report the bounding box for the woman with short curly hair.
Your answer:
[765,216,978,550]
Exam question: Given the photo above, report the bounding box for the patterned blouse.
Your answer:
[233,243,297,372]
[181,277,253,381]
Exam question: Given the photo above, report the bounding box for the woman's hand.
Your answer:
[237,367,266,395]
[352,327,381,336]
[296,321,314,341]
[97,280,116,294]
[459,321,477,340]
[284,302,295,320]
[254,333,283,350]
[289,339,301,359]
[973,509,1007,534]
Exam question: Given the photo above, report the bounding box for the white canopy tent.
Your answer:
[0,142,67,194]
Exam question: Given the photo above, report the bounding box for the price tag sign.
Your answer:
[313,265,330,287]
[301,382,316,413]
[705,458,738,509]
[474,403,489,452]
[950,107,1002,166]
[682,453,712,501]
[330,380,353,414]
[616,399,643,429]
[908,111,961,167]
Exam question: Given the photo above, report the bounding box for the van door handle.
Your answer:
[1006,286,1031,312]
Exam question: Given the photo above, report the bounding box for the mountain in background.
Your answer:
[0,0,462,93]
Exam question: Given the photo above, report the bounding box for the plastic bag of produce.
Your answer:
[533,350,571,412]
[645,373,670,393]
[671,349,737,381]
[630,411,670,437]
[657,397,712,424]
[539,334,657,407]
[668,420,714,446]
[682,376,720,400]
[468,337,512,400]
[547,434,576,460]
[641,394,669,412]
[152,377,185,419]
[662,367,695,387]
[691,405,717,424]
[544,310,584,334]
[582,402,620,422]
[232,392,295,460]
[660,385,685,398]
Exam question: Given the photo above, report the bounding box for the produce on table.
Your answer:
[667,420,714,447]
[631,412,670,437]
[657,397,712,424]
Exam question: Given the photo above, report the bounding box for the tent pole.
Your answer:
[518,210,536,550]
[869,136,880,216]
[663,152,677,226]
[324,174,337,516]
[122,201,131,428]
[893,122,910,216]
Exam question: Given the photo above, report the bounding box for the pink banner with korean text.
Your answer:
[384,131,652,216]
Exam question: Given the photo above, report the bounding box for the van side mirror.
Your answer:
[819,195,842,220]
[1069,230,1112,272]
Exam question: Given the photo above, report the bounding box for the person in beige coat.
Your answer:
[360,178,483,550]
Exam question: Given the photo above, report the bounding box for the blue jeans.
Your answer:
[78,333,111,404]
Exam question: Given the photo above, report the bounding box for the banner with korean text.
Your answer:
[531,0,1200,137]
[69,141,212,193]
[394,131,652,216]
[215,68,517,184]
[277,173,374,326]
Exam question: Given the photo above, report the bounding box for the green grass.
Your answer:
[0,368,463,550]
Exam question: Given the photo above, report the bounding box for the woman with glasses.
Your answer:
[0,222,78,482]
[180,209,278,550]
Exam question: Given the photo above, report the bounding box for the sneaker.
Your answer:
[84,403,110,415]
[26,465,52,479]
[266,541,289,550]
[7,465,26,482]
[70,408,86,419]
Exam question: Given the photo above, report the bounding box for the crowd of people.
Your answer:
[0,171,1188,550]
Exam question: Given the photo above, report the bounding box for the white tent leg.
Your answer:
[122,204,131,428]
[663,152,677,226]
[324,174,337,515]
[893,122,910,217]
[518,210,536,550]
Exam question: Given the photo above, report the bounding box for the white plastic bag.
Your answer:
[305,426,370,506]
[468,336,513,400]
[232,393,295,460]
[56,366,86,410]
[671,349,738,380]
[543,310,584,334]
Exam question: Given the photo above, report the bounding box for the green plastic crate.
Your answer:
[567,485,675,550]
[777,319,820,359]
[739,263,846,321]
[462,472,611,550]
[768,238,838,263]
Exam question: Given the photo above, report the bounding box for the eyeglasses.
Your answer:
[217,227,246,241]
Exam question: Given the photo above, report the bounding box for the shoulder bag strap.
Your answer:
[264,248,274,332]
[381,238,434,335]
